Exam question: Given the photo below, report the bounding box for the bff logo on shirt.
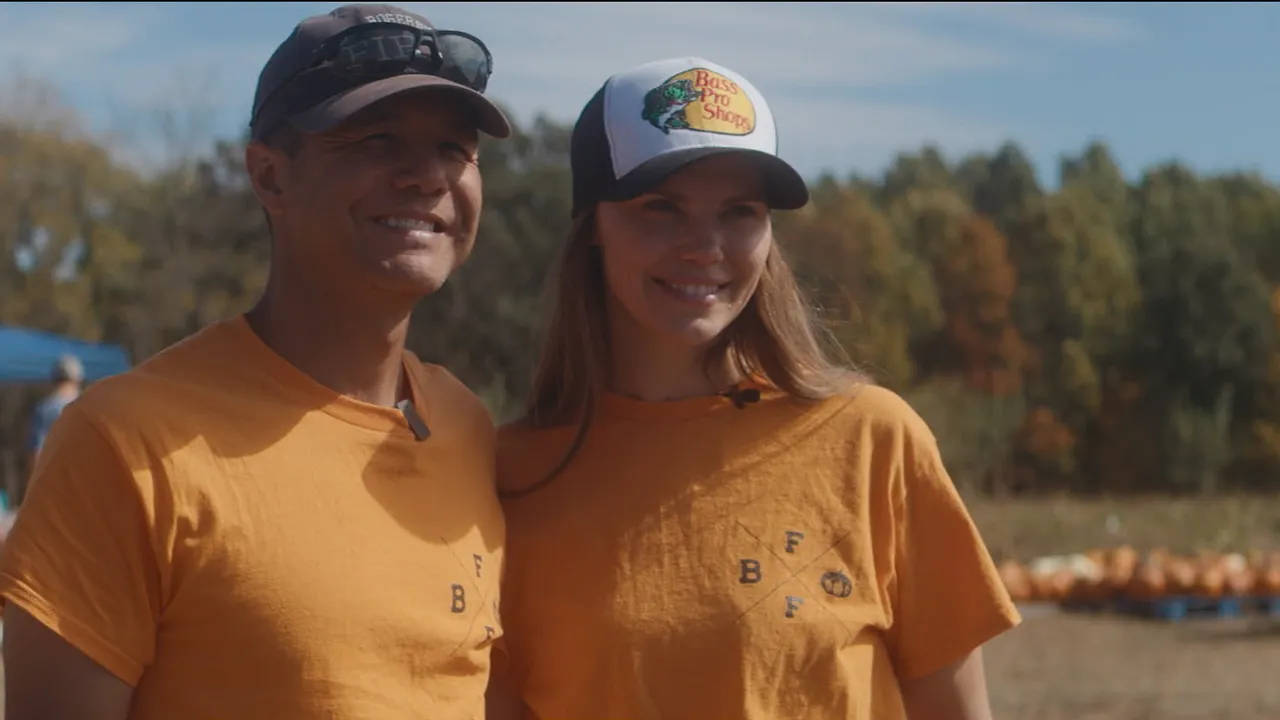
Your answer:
[732,521,862,638]
[820,570,855,599]
[443,542,502,653]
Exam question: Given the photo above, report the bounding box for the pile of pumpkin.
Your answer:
[998,547,1280,604]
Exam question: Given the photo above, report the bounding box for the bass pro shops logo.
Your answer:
[640,68,756,136]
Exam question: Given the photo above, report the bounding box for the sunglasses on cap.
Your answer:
[251,21,494,132]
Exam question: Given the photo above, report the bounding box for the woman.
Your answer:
[488,57,1020,720]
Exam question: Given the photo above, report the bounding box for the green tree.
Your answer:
[778,184,941,388]
[1126,165,1276,493]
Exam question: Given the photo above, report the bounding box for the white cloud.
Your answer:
[400,1,1136,177]
[774,97,1024,179]
[0,1,1141,178]
[0,3,159,71]
[875,2,1143,43]
[0,2,278,170]
[419,1,1019,92]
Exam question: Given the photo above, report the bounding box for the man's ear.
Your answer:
[244,140,290,218]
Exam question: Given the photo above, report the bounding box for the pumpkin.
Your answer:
[1164,558,1197,595]
[1128,555,1167,599]
[1256,560,1280,595]
[998,560,1032,603]
[1067,553,1106,602]
[1047,569,1076,602]
[1195,564,1226,598]
[1103,545,1139,595]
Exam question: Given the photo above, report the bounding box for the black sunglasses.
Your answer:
[252,22,494,132]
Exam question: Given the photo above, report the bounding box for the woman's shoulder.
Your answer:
[496,417,580,462]
[823,380,939,448]
[497,417,542,449]
[497,416,573,439]
[494,417,585,499]
[841,382,924,421]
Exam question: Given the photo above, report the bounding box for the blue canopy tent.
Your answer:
[0,326,132,384]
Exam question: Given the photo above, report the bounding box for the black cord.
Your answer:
[719,386,762,409]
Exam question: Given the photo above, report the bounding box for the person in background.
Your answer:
[8,354,84,510]
[1,5,510,719]
[488,57,1020,720]
[25,354,83,470]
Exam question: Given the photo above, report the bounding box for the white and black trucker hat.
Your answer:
[569,57,810,218]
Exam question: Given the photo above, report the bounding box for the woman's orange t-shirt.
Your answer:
[495,382,1020,720]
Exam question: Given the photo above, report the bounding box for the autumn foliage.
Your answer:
[3,78,1280,497]
[937,215,1028,396]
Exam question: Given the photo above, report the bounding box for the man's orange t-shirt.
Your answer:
[495,381,1020,719]
[0,316,505,720]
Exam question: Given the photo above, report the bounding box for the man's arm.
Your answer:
[899,647,994,720]
[1,404,162,718]
[4,603,135,720]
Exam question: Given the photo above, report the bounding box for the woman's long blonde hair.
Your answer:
[505,207,868,498]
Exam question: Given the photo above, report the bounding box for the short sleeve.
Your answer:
[884,413,1021,681]
[0,404,161,686]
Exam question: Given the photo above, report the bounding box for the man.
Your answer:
[0,5,511,719]
[9,354,83,511]
[24,355,83,486]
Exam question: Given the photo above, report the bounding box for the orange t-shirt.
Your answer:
[0,316,505,720]
[495,382,1020,720]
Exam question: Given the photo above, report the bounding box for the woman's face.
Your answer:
[595,153,773,351]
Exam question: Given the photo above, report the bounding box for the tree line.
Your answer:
[3,80,1279,498]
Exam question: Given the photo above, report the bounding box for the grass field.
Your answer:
[1,497,1277,718]
[967,495,1280,562]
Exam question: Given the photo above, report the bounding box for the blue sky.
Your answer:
[2,2,1277,188]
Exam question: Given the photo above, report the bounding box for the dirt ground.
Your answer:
[974,496,1280,719]
[986,607,1280,720]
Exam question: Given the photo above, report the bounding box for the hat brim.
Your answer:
[290,74,512,139]
[607,147,810,211]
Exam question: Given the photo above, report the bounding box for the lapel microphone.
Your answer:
[396,399,432,441]
[719,386,762,410]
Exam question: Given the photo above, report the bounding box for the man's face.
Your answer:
[257,90,484,299]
